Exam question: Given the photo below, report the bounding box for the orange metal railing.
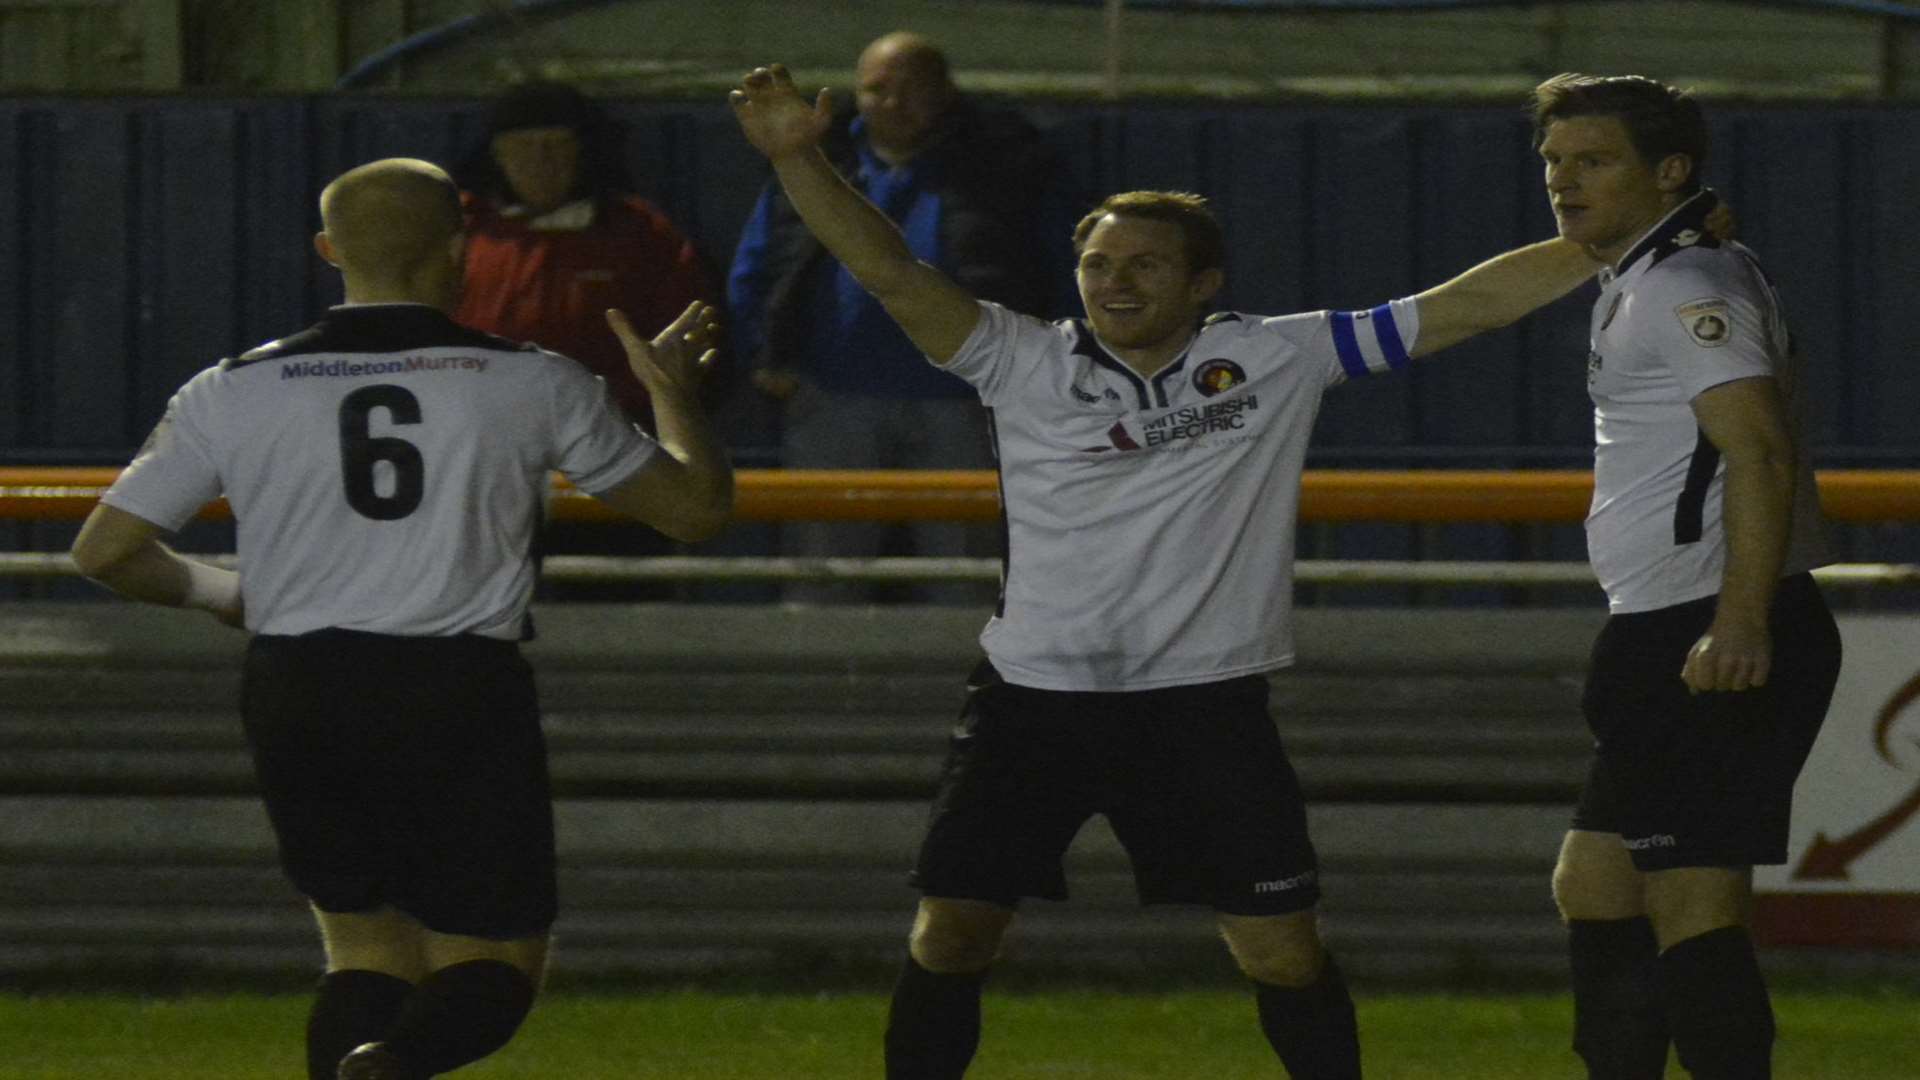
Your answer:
[4,467,1920,524]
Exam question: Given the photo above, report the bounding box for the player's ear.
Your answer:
[1189,266,1225,305]
[1654,152,1694,194]
[447,231,467,272]
[313,231,340,268]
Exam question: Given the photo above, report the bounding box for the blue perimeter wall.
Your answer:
[2,96,1916,596]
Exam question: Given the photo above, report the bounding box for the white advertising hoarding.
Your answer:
[1755,616,1920,947]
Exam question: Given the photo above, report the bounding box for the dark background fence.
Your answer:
[3,96,1917,588]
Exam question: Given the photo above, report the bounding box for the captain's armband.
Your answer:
[1330,298,1420,379]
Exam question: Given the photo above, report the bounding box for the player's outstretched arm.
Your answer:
[593,303,735,541]
[729,63,980,365]
[71,504,243,627]
[1406,238,1601,359]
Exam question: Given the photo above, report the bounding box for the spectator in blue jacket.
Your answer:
[726,31,1080,604]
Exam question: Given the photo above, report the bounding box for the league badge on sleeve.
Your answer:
[1675,298,1732,348]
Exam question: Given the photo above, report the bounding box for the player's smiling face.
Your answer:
[1076,214,1223,370]
[1538,115,1689,264]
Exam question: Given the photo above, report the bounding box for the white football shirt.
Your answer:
[1584,193,1830,613]
[103,303,659,638]
[943,297,1419,691]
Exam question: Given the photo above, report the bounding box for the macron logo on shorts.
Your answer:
[1621,833,1678,851]
[1252,870,1318,894]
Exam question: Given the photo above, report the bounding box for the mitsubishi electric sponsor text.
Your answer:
[1139,394,1259,447]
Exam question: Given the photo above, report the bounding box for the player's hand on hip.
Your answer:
[608,302,717,397]
[729,64,833,160]
[1680,615,1771,694]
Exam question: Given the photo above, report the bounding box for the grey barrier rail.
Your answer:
[4,552,1920,587]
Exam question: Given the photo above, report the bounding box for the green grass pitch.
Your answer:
[2,987,1916,1078]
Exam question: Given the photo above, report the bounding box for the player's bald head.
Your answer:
[318,158,462,282]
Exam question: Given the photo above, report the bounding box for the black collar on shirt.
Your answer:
[223,304,530,370]
[1069,319,1206,411]
[1069,322,1146,409]
[1613,188,1721,276]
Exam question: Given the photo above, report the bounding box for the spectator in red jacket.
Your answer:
[455,82,723,600]
[456,80,718,425]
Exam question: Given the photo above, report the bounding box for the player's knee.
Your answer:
[909,922,1003,973]
[1643,868,1748,948]
[423,930,551,985]
[1551,859,1589,920]
[1553,862,1640,922]
[315,906,429,980]
[323,947,424,982]
[1220,915,1323,987]
[1228,939,1322,987]
[1552,835,1643,922]
[908,903,1009,974]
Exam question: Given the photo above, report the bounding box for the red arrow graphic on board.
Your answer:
[1793,776,1920,880]
[1870,668,1920,764]
[1792,669,1920,881]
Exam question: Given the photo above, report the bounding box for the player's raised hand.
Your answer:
[608,301,717,397]
[729,64,833,160]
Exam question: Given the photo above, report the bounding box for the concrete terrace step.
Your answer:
[0,668,1583,714]
[0,797,1569,868]
[0,603,1605,672]
[0,902,1569,958]
[0,603,1605,984]
[0,911,1573,985]
[1,861,1553,921]
[0,715,1590,801]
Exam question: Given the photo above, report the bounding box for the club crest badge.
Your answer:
[1675,298,1732,348]
[1193,358,1247,397]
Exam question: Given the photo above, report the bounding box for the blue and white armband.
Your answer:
[1330,298,1419,379]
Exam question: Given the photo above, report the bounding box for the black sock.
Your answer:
[1659,926,1774,1080]
[379,959,537,1077]
[1568,916,1670,1079]
[883,955,987,1080]
[307,970,414,1080]
[1252,955,1362,1080]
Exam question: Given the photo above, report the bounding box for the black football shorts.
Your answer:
[1572,573,1841,871]
[241,629,557,939]
[911,660,1322,915]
